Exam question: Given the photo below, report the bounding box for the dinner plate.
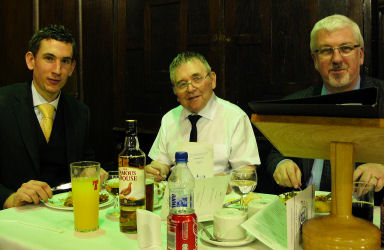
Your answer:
[44,190,114,211]
[278,190,331,215]
[200,225,255,247]
[278,191,330,200]
[314,191,331,215]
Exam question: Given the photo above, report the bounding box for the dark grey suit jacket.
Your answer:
[262,76,384,203]
[0,82,95,207]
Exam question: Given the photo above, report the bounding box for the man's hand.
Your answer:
[145,161,170,182]
[353,163,384,192]
[4,180,52,208]
[273,160,302,189]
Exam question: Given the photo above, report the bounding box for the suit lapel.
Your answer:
[12,83,40,172]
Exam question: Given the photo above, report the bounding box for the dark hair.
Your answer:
[28,24,76,60]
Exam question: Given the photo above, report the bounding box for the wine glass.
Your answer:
[104,171,120,218]
[229,168,257,211]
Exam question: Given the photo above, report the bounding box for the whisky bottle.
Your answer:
[118,120,146,233]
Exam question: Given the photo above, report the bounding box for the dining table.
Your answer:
[0,193,380,250]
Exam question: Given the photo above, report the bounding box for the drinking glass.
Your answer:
[104,171,120,218]
[145,174,155,212]
[352,181,374,222]
[70,161,100,232]
[230,168,257,211]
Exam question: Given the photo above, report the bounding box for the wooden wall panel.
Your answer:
[82,0,115,166]
[113,0,128,125]
[271,0,320,98]
[39,0,78,32]
[224,0,272,111]
[0,0,33,85]
[379,2,384,80]
[141,1,181,118]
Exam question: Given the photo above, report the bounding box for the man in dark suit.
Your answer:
[264,15,384,201]
[0,25,105,209]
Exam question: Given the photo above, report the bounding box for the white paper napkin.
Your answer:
[137,209,162,249]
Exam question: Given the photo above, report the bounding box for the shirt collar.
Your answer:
[31,81,60,109]
[181,93,217,121]
[321,76,361,95]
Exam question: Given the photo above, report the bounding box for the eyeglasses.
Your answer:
[314,44,360,58]
[174,72,211,91]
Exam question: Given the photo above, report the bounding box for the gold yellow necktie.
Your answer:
[38,104,55,142]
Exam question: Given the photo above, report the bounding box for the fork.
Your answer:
[198,222,220,241]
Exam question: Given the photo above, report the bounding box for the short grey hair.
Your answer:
[169,51,211,85]
[310,14,364,53]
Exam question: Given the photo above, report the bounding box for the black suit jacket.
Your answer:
[262,76,384,203]
[0,82,95,207]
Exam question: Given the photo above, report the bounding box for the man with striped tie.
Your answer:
[0,25,106,209]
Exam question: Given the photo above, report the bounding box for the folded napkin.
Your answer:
[137,209,162,249]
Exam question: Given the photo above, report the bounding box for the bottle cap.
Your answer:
[175,151,188,163]
[125,120,137,135]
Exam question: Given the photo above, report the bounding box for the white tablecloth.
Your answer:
[0,196,380,250]
[0,202,270,250]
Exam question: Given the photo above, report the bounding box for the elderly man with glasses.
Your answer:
[264,14,384,203]
[146,51,260,182]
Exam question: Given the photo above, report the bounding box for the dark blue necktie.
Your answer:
[188,115,201,142]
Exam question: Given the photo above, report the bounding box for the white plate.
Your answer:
[314,191,331,215]
[200,225,255,247]
[278,190,331,215]
[44,190,114,210]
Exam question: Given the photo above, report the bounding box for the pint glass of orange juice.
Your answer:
[70,161,100,232]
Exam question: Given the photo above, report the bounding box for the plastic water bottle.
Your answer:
[167,152,197,250]
[168,151,195,212]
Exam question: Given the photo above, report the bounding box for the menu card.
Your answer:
[286,185,314,249]
[241,185,314,250]
[241,197,287,249]
[160,175,229,221]
[175,142,214,178]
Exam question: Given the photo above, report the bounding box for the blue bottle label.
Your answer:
[170,193,192,208]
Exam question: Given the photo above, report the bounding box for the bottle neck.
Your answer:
[124,134,139,150]
[175,161,187,167]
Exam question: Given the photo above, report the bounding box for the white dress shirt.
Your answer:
[31,82,60,123]
[149,93,260,174]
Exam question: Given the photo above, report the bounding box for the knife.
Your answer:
[51,183,72,193]
[223,199,240,208]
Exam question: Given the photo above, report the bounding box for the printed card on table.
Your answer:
[160,175,229,222]
[242,185,315,250]
[286,185,314,250]
[175,142,214,178]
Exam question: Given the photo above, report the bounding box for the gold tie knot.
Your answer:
[38,104,55,119]
[38,104,55,142]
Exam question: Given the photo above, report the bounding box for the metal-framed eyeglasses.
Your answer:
[174,72,211,91]
[314,44,360,58]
